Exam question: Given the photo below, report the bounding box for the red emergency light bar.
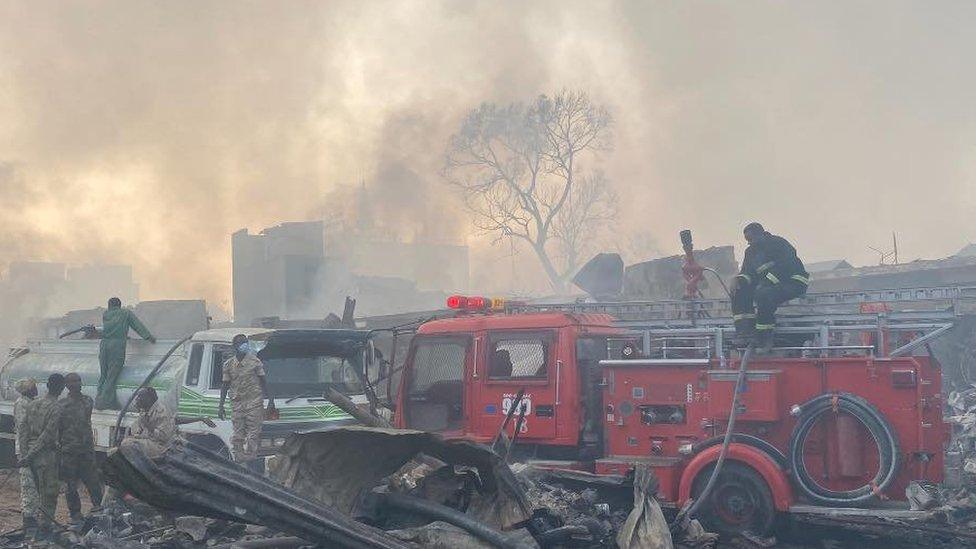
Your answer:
[447,295,490,310]
[446,294,517,311]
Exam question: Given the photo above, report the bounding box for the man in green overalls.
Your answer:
[95,297,156,409]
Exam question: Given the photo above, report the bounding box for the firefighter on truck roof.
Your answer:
[731,222,809,351]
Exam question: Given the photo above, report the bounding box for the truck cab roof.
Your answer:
[191,327,272,343]
[193,328,376,359]
[192,327,373,341]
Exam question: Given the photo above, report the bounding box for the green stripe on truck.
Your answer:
[176,386,351,421]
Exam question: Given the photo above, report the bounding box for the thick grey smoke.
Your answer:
[0,1,973,316]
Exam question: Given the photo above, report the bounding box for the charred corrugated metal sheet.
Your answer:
[270,426,532,530]
[102,439,410,549]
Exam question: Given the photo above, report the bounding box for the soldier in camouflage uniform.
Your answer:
[218,334,275,462]
[102,387,215,507]
[18,374,66,536]
[131,387,215,444]
[13,378,38,532]
[59,373,103,523]
[131,387,178,448]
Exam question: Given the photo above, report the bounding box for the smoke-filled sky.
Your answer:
[1,1,974,313]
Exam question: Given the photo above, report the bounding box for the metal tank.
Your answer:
[1,338,185,406]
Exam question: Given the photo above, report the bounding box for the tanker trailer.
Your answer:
[0,327,372,465]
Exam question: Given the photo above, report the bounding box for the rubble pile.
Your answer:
[948,385,976,484]
[898,385,976,543]
[77,512,297,549]
[100,438,410,548]
[6,425,824,548]
[515,466,629,547]
[75,427,688,549]
[0,501,305,549]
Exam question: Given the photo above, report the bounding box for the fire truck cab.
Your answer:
[395,291,960,534]
[396,310,621,457]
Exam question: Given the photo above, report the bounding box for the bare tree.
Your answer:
[551,170,617,275]
[444,90,613,292]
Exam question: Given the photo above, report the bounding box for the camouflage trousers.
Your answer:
[19,463,38,521]
[231,404,264,462]
[29,452,60,529]
[61,451,104,516]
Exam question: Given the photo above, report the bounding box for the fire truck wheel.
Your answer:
[691,461,776,536]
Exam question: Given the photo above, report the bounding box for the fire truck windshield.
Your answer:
[405,337,468,431]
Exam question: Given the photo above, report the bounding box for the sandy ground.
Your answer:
[0,467,95,533]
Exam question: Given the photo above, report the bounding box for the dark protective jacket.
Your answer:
[736,232,809,287]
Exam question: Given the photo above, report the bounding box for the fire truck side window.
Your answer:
[490,339,547,379]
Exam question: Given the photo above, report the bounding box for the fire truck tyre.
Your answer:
[691,462,776,536]
[787,392,898,506]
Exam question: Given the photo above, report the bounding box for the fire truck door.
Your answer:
[476,331,559,441]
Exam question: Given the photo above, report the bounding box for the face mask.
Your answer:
[237,342,250,354]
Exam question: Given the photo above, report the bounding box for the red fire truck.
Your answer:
[393,286,972,534]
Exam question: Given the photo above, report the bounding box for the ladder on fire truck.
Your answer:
[508,284,976,363]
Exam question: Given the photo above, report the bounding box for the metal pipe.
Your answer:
[889,324,954,357]
[601,359,710,367]
[762,346,874,351]
[374,492,529,549]
[211,536,308,549]
[324,386,391,428]
[535,524,590,546]
[555,360,562,405]
[632,323,953,335]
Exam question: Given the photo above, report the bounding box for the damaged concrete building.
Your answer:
[0,261,139,318]
[0,261,141,347]
[232,222,326,326]
[623,246,738,300]
[28,299,211,340]
[231,220,469,324]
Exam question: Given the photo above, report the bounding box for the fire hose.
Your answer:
[787,392,899,506]
[675,343,754,528]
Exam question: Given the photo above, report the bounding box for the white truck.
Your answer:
[0,327,377,461]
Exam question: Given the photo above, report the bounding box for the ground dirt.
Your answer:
[0,467,94,533]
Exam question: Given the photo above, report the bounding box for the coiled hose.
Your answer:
[787,392,899,506]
